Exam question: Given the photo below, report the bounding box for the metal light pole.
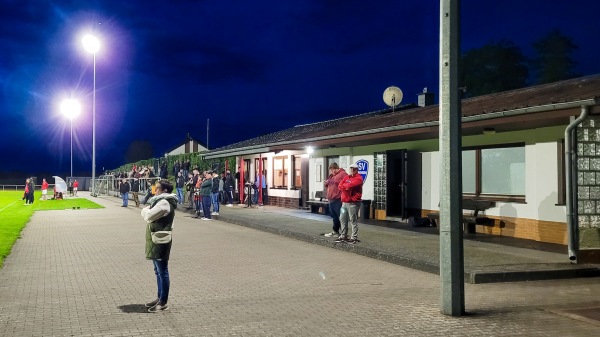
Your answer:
[82,34,100,196]
[60,99,81,178]
[439,0,464,316]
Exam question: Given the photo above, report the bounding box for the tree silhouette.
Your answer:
[531,29,580,84]
[460,39,528,97]
[125,140,154,163]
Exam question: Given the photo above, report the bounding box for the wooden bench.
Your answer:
[427,199,495,234]
[306,191,329,214]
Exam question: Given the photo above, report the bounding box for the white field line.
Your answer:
[0,200,19,213]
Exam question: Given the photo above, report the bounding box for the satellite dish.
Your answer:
[383,86,403,110]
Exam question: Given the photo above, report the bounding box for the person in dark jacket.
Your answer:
[27,178,35,204]
[224,170,235,206]
[120,178,130,207]
[131,178,140,207]
[211,171,221,215]
[141,179,178,313]
[199,171,213,220]
[175,171,185,204]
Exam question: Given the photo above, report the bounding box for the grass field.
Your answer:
[0,191,104,269]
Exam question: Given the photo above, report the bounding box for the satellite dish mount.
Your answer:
[383,86,403,112]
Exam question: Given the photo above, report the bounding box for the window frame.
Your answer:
[272,156,288,189]
[292,155,302,189]
[462,143,526,203]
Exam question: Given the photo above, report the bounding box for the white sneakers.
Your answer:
[226,204,233,207]
[201,218,212,221]
[211,212,219,215]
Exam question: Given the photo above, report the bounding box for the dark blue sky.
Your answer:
[1,0,599,179]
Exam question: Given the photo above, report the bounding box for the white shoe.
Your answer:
[226,204,233,207]
[324,232,339,238]
[210,212,217,215]
[201,218,212,221]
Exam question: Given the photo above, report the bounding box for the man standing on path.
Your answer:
[211,171,220,215]
[120,178,130,207]
[175,171,185,205]
[199,171,213,220]
[141,179,178,313]
[73,180,79,196]
[335,163,363,244]
[131,177,140,207]
[323,163,347,238]
[224,170,235,207]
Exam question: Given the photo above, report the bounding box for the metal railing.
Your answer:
[92,175,160,197]
[0,184,56,191]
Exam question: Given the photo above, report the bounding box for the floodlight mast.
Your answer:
[82,34,100,196]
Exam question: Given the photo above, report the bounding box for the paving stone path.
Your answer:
[0,193,598,336]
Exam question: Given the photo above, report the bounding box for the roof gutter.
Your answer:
[203,99,598,159]
[565,105,591,263]
[203,146,272,159]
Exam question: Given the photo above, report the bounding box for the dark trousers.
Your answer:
[329,199,342,233]
[202,195,212,218]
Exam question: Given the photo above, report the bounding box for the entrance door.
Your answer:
[300,158,309,208]
[386,149,408,218]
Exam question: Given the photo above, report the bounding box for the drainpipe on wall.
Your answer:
[565,105,590,263]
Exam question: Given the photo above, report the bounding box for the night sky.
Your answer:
[1,0,599,181]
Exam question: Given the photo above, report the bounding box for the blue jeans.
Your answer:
[122,192,128,206]
[252,188,258,204]
[202,196,212,218]
[329,199,342,233]
[211,192,220,213]
[176,187,184,204]
[152,259,170,304]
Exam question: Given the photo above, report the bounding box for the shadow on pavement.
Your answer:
[117,304,148,313]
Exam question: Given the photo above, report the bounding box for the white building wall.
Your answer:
[168,144,186,155]
[423,141,565,223]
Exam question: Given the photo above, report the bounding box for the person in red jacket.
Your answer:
[41,178,49,200]
[335,163,363,244]
[73,180,79,196]
[323,163,348,238]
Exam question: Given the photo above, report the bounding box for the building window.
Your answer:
[273,156,288,188]
[293,156,302,188]
[462,144,526,201]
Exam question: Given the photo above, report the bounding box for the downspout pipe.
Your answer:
[565,105,590,262]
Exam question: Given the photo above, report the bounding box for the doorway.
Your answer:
[386,149,408,218]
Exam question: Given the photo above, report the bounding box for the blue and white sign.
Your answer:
[356,159,369,182]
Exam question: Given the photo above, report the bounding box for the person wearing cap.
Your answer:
[323,163,348,238]
[335,163,364,244]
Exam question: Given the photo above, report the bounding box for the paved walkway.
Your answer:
[203,202,600,283]
[0,192,599,336]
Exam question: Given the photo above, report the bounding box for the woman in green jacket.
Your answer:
[140,179,178,312]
